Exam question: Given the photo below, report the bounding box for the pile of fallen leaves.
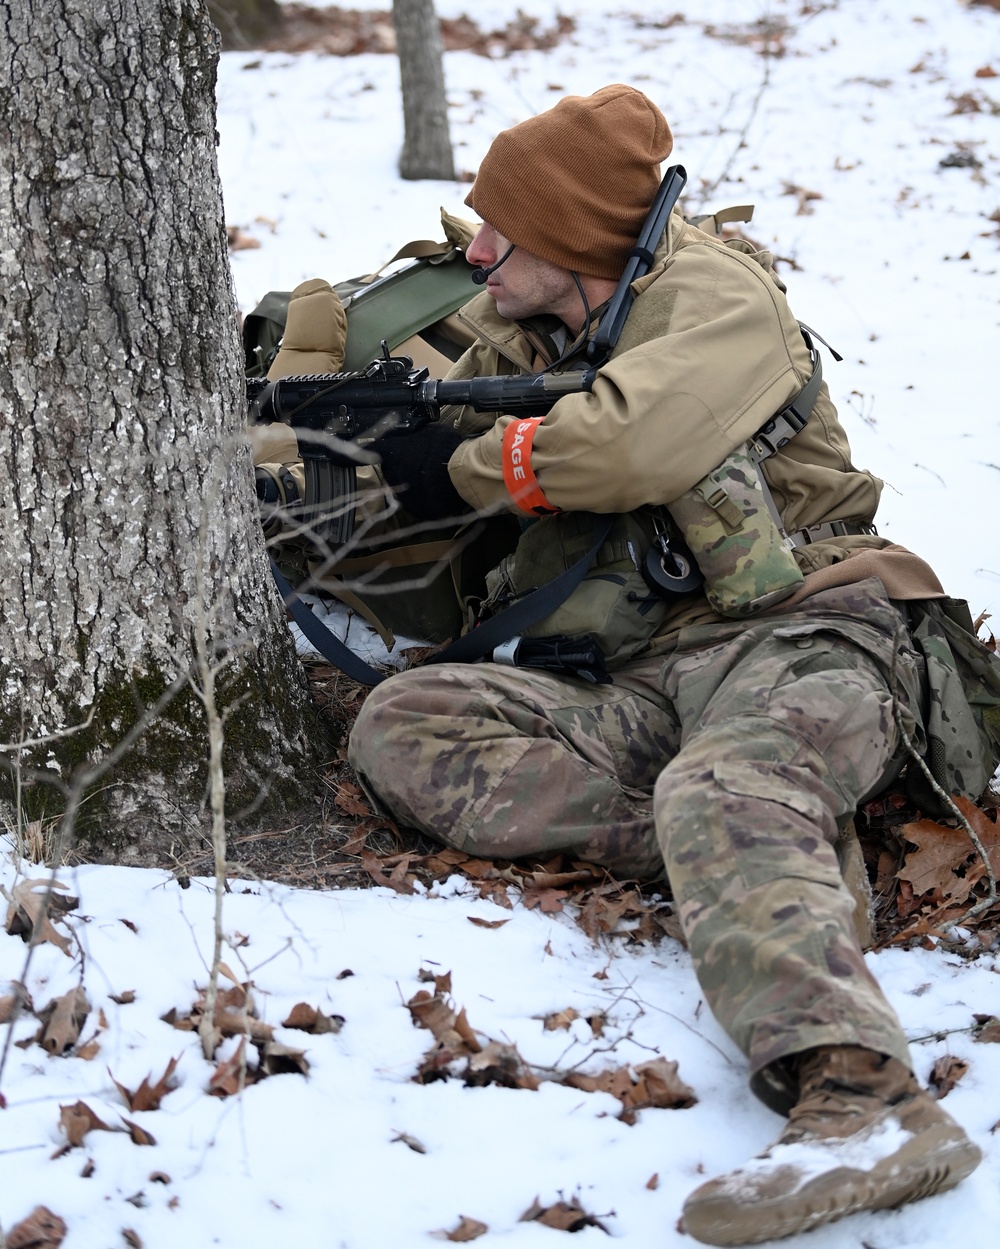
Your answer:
[858,790,1000,951]
[250,5,576,58]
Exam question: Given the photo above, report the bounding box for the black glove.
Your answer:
[371,422,468,522]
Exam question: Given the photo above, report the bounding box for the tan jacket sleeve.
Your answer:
[449,240,811,515]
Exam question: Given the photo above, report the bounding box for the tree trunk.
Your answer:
[392,0,455,181]
[0,0,323,860]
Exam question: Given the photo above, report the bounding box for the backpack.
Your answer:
[244,207,482,379]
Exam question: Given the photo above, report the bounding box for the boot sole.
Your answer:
[682,1122,982,1246]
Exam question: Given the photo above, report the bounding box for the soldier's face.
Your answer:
[467,223,582,329]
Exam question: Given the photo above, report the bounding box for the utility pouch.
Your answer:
[481,511,672,668]
[665,444,804,617]
[906,597,1000,811]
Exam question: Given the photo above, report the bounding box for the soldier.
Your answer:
[349,85,988,1243]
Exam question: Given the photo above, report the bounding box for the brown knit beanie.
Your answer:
[464,85,673,280]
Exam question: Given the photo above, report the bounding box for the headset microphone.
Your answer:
[470,243,516,285]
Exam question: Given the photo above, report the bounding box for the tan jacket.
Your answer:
[446,207,943,606]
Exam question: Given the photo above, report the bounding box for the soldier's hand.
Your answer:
[371,422,468,521]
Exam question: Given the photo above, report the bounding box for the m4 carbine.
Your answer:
[246,347,596,544]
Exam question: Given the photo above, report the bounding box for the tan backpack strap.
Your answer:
[327,539,459,576]
[711,204,755,229]
[360,240,456,283]
[687,205,756,237]
[309,577,396,651]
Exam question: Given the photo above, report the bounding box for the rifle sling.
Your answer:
[270,514,613,687]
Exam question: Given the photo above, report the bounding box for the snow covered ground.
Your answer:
[3,2,1000,1246]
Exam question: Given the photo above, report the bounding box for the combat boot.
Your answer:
[681,1044,982,1246]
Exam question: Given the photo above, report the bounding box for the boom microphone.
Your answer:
[471,242,516,285]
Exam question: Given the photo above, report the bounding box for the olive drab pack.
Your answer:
[244,207,482,379]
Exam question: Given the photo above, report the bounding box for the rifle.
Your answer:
[247,347,596,544]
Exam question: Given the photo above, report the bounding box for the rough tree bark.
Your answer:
[0,0,323,859]
[392,0,455,180]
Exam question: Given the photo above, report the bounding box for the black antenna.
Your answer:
[587,164,687,365]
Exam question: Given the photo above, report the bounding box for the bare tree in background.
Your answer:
[392,0,455,180]
[0,0,322,859]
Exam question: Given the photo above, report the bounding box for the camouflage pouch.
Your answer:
[481,511,671,668]
[667,444,804,617]
[906,598,1000,810]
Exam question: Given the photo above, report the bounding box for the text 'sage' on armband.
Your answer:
[501,417,558,515]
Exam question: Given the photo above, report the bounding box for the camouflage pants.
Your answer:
[349,579,926,1107]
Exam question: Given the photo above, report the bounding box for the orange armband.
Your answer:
[501,417,558,515]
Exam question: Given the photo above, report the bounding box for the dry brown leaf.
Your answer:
[109,991,136,1005]
[417,969,453,994]
[586,1012,607,1038]
[121,1117,157,1146]
[431,1215,489,1242]
[171,983,274,1044]
[258,1040,310,1077]
[4,878,78,956]
[0,982,33,1023]
[466,916,510,929]
[361,849,416,894]
[481,883,515,909]
[281,1002,344,1034]
[565,1056,696,1121]
[57,1101,113,1149]
[422,849,477,878]
[111,1056,180,1112]
[897,802,1000,914]
[207,1038,258,1098]
[782,182,824,215]
[543,1008,579,1032]
[465,1040,539,1090]
[974,1014,1000,1043]
[519,1196,609,1233]
[391,1131,427,1154]
[636,1057,699,1110]
[646,1172,660,1190]
[6,1206,68,1249]
[334,781,373,817]
[929,1054,969,1099]
[521,885,569,914]
[406,989,482,1053]
[36,987,91,1056]
[75,1038,102,1061]
[524,866,603,889]
[122,1229,143,1247]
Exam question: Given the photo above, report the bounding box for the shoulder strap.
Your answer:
[425,515,613,667]
[271,517,613,686]
[748,324,833,462]
[270,562,388,686]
